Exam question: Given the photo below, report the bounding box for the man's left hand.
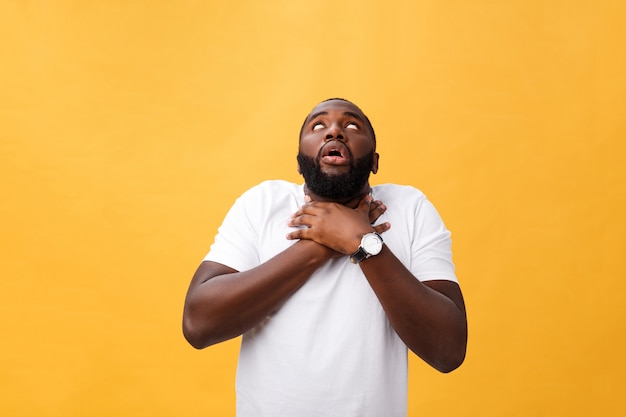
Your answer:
[287,195,390,254]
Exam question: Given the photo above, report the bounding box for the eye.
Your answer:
[346,122,359,130]
[312,122,324,131]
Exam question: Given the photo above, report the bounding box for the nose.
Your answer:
[324,122,344,141]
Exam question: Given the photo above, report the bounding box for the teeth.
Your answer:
[322,141,347,158]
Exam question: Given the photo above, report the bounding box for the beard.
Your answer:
[297,149,374,200]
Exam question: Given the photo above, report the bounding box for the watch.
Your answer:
[350,232,384,264]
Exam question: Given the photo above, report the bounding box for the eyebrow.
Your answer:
[307,111,328,122]
[342,111,365,123]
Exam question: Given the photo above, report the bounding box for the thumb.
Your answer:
[373,221,391,235]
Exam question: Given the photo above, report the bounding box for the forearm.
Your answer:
[183,240,333,349]
[360,246,467,373]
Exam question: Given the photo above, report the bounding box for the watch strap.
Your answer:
[350,232,383,264]
[350,247,369,264]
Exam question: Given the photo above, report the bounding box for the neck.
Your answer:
[303,183,371,208]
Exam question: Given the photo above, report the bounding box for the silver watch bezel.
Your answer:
[361,232,383,256]
[350,232,383,264]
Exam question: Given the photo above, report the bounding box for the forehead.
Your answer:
[305,100,366,121]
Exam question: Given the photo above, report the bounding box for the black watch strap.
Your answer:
[350,247,369,264]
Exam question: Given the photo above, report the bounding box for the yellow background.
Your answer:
[2,1,625,416]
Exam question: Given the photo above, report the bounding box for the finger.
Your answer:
[370,200,386,212]
[286,227,310,241]
[370,206,387,217]
[369,202,386,214]
[290,203,315,219]
[291,199,323,218]
[288,214,316,228]
[368,200,387,224]
[373,222,391,235]
[286,229,298,240]
[356,194,373,214]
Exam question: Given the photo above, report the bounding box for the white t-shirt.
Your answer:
[204,180,457,417]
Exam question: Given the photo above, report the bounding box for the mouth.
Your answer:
[319,141,351,166]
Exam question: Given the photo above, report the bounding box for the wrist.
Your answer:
[350,231,384,264]
[296,239,340,262]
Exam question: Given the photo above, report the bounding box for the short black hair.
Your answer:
[299,98,376,145]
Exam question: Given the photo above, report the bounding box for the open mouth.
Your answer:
[319,141,351,165]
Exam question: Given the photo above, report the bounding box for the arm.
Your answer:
[183,239,335,349]
[183,198,390,349]
[359,249,467,373]
[287,196,467,373]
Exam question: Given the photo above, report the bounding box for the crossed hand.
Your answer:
[287,194,391,255]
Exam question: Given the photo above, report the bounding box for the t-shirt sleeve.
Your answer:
[410,196,458,283]
[202,187,260,272]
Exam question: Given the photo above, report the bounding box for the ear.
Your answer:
[371,152,380,174]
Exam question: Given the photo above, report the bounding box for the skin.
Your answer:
[183,99,467,373]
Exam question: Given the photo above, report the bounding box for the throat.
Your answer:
[303,184,371,207]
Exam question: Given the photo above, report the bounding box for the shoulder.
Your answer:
[240,180,301,199]
[372,183,426,203]
[234,180,303,212]
[372,183,444,222]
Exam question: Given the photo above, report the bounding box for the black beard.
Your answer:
[297,150,374,200]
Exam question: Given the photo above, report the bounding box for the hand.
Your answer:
[286,195,390,254]
[368,199,387,226]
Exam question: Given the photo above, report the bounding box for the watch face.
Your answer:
[363,233,383,256]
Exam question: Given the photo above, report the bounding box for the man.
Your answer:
[183,98,467,417]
